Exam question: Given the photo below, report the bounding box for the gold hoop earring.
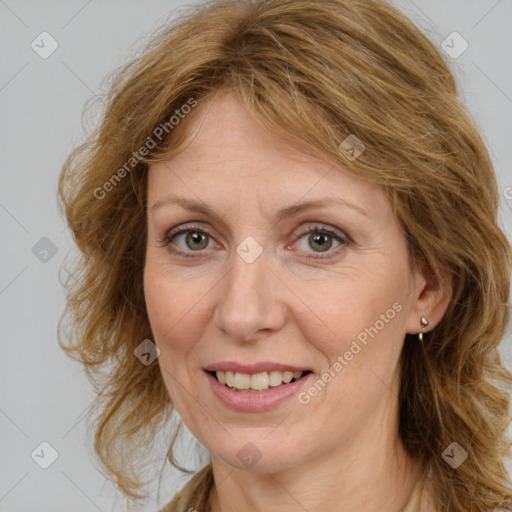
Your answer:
[418,316,429,342]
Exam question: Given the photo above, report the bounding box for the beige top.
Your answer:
[402,474,437,512]
[158,464,436,512]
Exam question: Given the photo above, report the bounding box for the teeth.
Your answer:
[214,370,307,391]
[234,372,251,390]
[251,371,269,390]
[282,371,293,383]
[269,370,283,387]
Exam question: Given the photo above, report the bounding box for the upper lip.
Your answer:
[204,362,312,374]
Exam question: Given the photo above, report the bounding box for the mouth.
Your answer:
[204,366,315,412]
[207,370,313,392]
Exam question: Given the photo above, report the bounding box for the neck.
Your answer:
[208,421,421,512]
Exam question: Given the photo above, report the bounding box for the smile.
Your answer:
[204,366,314,412]
[211,370,311,392]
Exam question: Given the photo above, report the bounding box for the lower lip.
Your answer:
[204,370,314,412]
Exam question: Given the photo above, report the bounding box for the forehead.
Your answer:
[146,91,389,219]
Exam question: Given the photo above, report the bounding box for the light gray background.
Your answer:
[1,1,511,511]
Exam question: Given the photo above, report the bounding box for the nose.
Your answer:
[213,247,287,343]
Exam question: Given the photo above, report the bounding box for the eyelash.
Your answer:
[160,223,350,261]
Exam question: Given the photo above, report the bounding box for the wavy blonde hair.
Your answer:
[58,0,512,509]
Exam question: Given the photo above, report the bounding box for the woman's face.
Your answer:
[144,90,429,474]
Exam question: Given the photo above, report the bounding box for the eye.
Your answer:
[162,224,215,258]
[292,224,349,260]
[161,222,350,260]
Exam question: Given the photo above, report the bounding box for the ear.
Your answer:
[405,262,453,336]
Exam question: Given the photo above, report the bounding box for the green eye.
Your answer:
[293,225,348,260]
[163,223,349,261]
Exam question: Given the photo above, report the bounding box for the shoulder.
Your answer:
[158,464,214,512]
[402,473,438,512]
[405,474,511,512]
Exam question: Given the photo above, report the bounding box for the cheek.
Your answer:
[143,263,206,410]
[144,256,204,343]
[289,266,409,401]
[143,264,203,392]
[292,282,407,429]
[298,270,406,351]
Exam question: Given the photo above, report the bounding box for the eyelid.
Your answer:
[165,222,211,240]
[162,223,217,251]
[290,223,348,243]
[288,223,349,260]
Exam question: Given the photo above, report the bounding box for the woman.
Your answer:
[58,0,512,511]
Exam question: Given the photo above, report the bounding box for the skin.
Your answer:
[143,89,451,512]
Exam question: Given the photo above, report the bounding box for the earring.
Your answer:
[418,317,429,342]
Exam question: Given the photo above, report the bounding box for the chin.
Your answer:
[209,434,306,474]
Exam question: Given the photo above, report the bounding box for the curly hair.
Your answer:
[57,0,512,509]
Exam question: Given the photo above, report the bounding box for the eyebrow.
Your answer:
[149,193,370,221]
